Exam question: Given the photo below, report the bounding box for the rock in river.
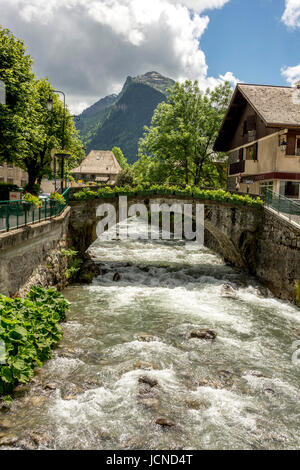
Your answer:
[137,333,154,342]
[190,329,217,340]
[134,361,159,370]
[221,284,237,299]
[156,418,176,428]
[138,376,159,388]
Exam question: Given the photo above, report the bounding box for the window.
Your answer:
[260,181,273,197]
[0,177,4,183]
[280,181,300,199]
[7,178,14,184]
[21,180,27,187]
[7,164,13,169]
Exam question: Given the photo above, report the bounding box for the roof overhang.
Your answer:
[213,85,248,152]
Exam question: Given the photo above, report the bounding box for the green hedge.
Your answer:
[73,185,264,208]
[0,287,69,398]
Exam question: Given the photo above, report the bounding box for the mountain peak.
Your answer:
[133,71,175,94]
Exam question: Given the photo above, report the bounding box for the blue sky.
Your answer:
[1,0,300,112]
[202,0,300,86]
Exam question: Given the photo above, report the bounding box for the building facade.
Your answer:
[0,162,28,187]
[71,150,121,184]
[214,83,300,200]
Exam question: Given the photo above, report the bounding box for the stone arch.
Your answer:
[68,197,262,272]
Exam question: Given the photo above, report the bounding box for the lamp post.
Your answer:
[47,92,81,192]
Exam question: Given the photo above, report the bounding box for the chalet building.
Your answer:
[214,83,300,199]
[71,150,121,184]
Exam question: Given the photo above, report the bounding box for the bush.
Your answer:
[72,185,264,208]
[0,287,70,397]
[116,168,134,186]
[24,192,42,208]
[23,183,40,196]
[50,191,66,205]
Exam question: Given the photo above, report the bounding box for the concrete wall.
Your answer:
[0,207,70,297]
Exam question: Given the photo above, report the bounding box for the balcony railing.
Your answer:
[229,160,245,175]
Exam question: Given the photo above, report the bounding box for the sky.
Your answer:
[0,0,300,113]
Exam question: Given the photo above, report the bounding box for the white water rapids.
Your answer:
[3,217,300,450]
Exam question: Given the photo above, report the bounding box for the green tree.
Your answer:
[116,167,134,186]
[135,80,232,186]
[0,27,85,193]
[0,27,34,162]
[16,78,85,192]
[112,146,129,169]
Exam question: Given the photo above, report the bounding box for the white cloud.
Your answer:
[169,0,230,13]
[0,0,237,113]
[281,0,300,29]
[281,64,300,85]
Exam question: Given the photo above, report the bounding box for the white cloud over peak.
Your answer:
[0,0,237,113]
[281,64,300,85]
[281,0,300,29]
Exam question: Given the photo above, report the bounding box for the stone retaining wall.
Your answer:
[0,207,70,297]
[256,208,300,300]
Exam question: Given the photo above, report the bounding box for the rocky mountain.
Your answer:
[76,72,175,163]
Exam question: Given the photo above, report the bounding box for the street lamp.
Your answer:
[46,91,81,192]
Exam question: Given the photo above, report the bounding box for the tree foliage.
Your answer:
[112,146,128,169]
[134,80,232,187]
[0,27,85,192]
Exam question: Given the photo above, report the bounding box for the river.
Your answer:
[2,217,300,450]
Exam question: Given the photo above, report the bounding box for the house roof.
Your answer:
[238,84,300,127]
[71,150,121,175]
[214,83,300,152]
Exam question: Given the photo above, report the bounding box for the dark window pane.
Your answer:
[285,182,300,198]
[296,139,300,156]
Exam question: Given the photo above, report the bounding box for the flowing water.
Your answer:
[2,218,300,450]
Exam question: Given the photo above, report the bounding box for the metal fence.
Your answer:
[265,189,300,225]
[0,188,70,233]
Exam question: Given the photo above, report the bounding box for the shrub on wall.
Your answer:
[73,185,264,208]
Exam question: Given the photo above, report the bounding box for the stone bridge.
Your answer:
[68,195,262,272]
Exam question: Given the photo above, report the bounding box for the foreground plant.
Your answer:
[0,286,69,398]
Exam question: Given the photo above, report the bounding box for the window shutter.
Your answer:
[287,135,296,155]
[239,148,244,161]
[253,142,258,161]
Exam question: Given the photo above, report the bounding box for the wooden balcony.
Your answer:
[229,160,245,175]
